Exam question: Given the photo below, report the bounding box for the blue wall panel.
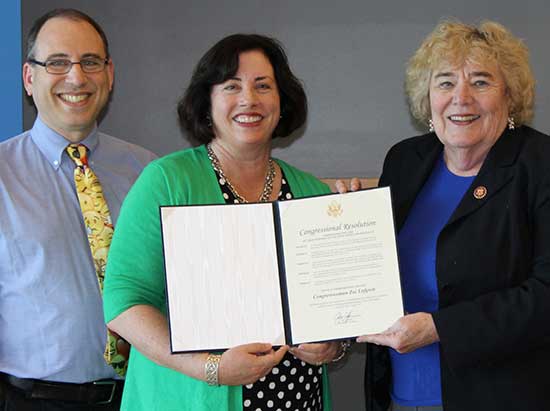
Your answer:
[1,0,22,141]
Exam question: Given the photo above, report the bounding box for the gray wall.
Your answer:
[22,1,550,409]
[23,0,550,179]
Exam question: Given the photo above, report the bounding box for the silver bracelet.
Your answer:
[331,341,351,363]
[205,354,222,386]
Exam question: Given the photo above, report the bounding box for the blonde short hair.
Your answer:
[405,20,535,127]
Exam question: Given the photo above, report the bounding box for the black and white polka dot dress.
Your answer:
[213,167,324,411]
[242,357,324,411]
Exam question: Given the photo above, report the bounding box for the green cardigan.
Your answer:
[104,145,332,411]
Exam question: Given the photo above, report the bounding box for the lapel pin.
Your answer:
[473,186,487,200]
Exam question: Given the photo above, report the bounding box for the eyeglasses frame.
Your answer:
[28,57,110,75]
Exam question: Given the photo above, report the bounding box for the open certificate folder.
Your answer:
[160,187,403,353]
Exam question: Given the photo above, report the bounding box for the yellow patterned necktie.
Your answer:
[66,144,129,377]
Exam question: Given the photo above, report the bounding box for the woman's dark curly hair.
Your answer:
[177,34,307,144]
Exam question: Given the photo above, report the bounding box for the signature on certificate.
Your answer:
[334,311,353,325]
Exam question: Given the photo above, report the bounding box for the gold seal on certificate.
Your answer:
[161,187,403,353]
[327,200,343,217]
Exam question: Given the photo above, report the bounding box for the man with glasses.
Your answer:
[0,8,156,410]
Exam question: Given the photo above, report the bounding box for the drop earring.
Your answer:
[507,116,515,130]
[428,119,434,133]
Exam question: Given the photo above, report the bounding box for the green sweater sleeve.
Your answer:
[104,161,172,322]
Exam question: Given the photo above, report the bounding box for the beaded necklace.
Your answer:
[206,143,276,203]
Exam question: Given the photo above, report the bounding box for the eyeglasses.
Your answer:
[28,57,109,74]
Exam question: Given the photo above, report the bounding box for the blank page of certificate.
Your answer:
[277,187,403,344]
[161,203,286,352]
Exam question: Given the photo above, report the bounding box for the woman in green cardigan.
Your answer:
[103,34,346,411]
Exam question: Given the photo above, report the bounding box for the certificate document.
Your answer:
[161,187,403,353]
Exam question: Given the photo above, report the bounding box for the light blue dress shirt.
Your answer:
[0,117,156,383]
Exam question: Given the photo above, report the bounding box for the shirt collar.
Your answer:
[30,116,99,170]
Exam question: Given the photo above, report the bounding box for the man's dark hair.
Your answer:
[178,33,307,144]
[26,8,110,60]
